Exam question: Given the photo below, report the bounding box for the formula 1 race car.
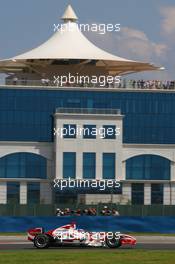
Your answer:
[28,223,136,249]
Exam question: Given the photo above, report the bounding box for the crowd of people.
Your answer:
[9,77,175,90]
[121,79,175,90]
[56,206,120,216]
[42,79,175,89]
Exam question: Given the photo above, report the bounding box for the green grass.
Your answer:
[0,233,26,236]
[0,250,174,264]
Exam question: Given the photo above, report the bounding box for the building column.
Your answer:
[96,153,102,180]
[116,116,123,182]
[54,116,62,179]
[76,152,82,179]
[163,183,171,205]
[47,159,54,180]
[20,181,27,204]
[122,182,131,203]
[40,182,52,204]
[116,150,122,181]
[144,183,151,205]
[121,161,126,181]
[55,151,63,179]
[171,161,175,180]
[170,183,175,205]
[0,182,7,204]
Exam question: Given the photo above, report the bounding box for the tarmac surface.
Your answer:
[0,236,175,250]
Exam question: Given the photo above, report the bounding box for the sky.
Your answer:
[0,0,175,80]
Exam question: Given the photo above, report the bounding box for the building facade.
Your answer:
[0,86,174,205]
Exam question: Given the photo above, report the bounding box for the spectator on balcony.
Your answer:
[45,78,50,86]
[41,78,46,86]
[140,80,144,88]
[170,81,175,89]
[13,76,18,85]
[106,81,110,88]
[137,80,140,88]
[122,79,126,88]
[132,80,136,88]
[80,80,84,87]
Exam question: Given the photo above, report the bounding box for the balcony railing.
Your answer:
[2,79,175,90]
[56,108,121,115]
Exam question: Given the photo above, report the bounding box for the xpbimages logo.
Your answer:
[53,229,121,243]
[53,73,121,87]
[53,22,121,35]
[53,178,121,191]
[54,125,120,138]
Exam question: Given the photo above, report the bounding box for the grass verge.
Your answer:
[0,250,174,264]
[0,233,26,236]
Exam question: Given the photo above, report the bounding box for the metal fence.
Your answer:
[0,204,175,216]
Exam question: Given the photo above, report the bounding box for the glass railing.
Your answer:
[2,79,175,90]
[56,108,121,115]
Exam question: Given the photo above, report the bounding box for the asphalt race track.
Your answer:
[0,243,175,250]
[0,236,175,251]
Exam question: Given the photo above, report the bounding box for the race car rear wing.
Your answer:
[27,227,44,241]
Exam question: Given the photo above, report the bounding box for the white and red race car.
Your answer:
[28,223,136,249]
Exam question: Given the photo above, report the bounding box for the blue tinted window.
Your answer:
[103,153,115,179]
[0,153,47,179]
[151,184,163,204]
[132,183,144,205]
[63,124,76,138]
[7,182,20,204]
[27,183,40,204]
[1,88,175,144]
[83,125,96,139]
[63,152,76,178]
[83,153,96,179]
[126,155,170,180]
[103,125,116,139]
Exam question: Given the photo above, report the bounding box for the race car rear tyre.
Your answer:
[34,234,50,249]
[105,234,121,248]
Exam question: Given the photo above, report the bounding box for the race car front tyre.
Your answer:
[105,234,121,248]
[34,234,50,249]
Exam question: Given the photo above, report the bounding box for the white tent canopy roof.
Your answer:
[12,22,132,61]
[0,5,163,75]
[61,4,78,22]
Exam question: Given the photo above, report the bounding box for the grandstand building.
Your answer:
[0,5,173,207]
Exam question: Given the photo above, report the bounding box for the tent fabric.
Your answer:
[0,5,163,75]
